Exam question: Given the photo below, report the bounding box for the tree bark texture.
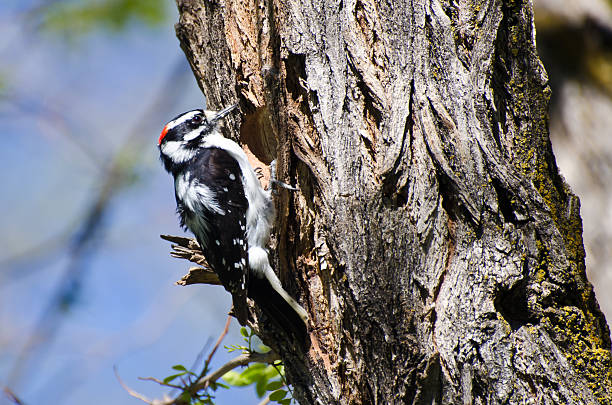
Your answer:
[174,0,612,403]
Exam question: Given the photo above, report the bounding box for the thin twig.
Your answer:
[205,315,232,367]
[271,360,294,400]
[257,396,272,405]
[135,351,280,405]
[117,317,278,405]
[189,351,280,395]
[114,366,156,404]
[137,377,182,390]
[3,386,26,405]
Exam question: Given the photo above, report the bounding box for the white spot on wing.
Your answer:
[201,133,274,264]
[229,173,236,181]
[175,173,225,215]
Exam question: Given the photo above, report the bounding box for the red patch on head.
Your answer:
[158,125,169,145]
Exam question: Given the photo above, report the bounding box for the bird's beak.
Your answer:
[211,103,239,124]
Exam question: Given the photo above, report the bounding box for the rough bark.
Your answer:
[174,0,612,403]
[535,0,612,328]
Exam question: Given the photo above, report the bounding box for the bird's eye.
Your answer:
[191,115,202,125]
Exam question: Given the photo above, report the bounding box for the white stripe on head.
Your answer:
[161,140,197,163]
[165,110,201,132]
[183,128,202,142]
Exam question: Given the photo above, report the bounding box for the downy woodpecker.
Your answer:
[158,104,308,335]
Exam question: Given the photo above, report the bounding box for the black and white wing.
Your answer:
[175,147,250,324]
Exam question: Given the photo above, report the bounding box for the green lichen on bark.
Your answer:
[493,0,612,402]
[543,306,612,401]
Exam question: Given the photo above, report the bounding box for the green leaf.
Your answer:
[41,0,168,36]
[256,378,268,398]
[261,365,282,380]
[240,327,249,337]
[225,344,248,353]
[269,389,288,401]
[223,362,277,388]
[258,343,272,353]
[279,399,292,405]
[238,363,268,385]
[266,380,284,391]
[222,370,250,386]
[208,379,229,391]
[172,364,188,372]
[163,373,185,384]
[243,362,268,373]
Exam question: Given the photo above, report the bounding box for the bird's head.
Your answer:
[158,104,238,172]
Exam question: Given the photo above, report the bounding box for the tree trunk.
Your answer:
[174,0,612,403]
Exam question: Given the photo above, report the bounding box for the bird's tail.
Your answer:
[248,274,308,340]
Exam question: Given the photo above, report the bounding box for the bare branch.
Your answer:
[190,351,280,395]
[137,377,182,390]
[114,366,156,405]
[205,316,232,367]
[160,235,221,285]
[127,314,277,405]
[175,267,221,286]
[3,386,26,405]
[138,351,280,405]
[160,235,202,253]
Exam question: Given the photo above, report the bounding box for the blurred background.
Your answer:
[0,1,611,404]
[0,1,255,404]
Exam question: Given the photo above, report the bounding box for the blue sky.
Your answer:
[0,3,259,404]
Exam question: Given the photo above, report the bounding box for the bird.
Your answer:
[158,103,308,336]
